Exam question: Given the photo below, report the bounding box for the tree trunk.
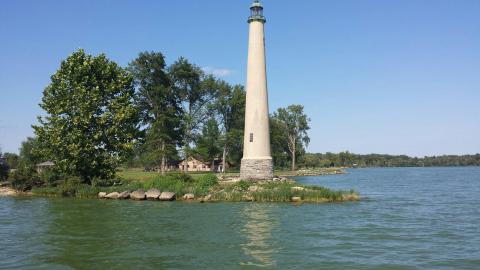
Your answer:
[161,141,166,175]
[222,144,227,174]
[211,158,215,172]
[291,138,296,172]
[183,149,188,173]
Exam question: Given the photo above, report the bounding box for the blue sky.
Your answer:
[1,0,479,156]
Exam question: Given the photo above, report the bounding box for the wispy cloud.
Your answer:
[202,67,234,77]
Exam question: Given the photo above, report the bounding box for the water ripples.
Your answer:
[0,167,479,269]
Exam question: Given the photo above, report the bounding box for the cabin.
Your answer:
[36,161,55,174]
[178,158,228,172]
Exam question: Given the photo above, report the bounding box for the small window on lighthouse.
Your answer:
[250,133,254,142]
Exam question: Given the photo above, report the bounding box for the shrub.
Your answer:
[91,177,116,187]
[192,174,218,196]
[0,158,9,180]
[142,175,188,195]
[75,185,101,199]
[59,176,82,196]
[39,168,64,187]
[9,168,40,191]
[174,172,193,183]
[234,180,250,192]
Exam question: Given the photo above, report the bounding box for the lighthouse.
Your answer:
[240,0,274,180]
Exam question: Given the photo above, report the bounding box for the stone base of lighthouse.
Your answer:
[240,158,274,180]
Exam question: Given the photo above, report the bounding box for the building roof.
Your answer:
[36,161,55,167]
[251,0,263,8]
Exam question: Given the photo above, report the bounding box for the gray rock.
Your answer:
[98,192,107,199]
[248,185,264,192]
[105,192,119,199]
[291,186,305,192]
[118,191,130,199]
[159,192,176,201]
[130,189,146,200]
[291,196,302,202]
[242,194,254,202]
[201,194,212,202]
[182,193,195,200]
[146,188,161,200]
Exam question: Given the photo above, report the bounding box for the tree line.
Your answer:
[298,152,480,168]
[2,49,310,185]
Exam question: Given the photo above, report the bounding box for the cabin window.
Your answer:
[250,133,253,142]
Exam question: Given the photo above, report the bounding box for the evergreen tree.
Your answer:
[195,118,222,171]
[128,51,183,174]
[214,82,245,171]
[169,58,217,172]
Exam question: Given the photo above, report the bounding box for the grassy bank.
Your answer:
[117,167,347,181]
[276,167,346,177]
[31,171,358,203]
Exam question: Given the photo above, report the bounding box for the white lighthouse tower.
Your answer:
[240,0,274,180]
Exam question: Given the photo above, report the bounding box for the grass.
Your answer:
[117,167,346,182]
[31,168,359,203]
[275,167,346,176]
[117,168,212,181]
[32,173,220,199]
[211,180,357,203]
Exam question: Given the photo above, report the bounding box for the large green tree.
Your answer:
[169,58,217,172]
[0,151,9,180]
[33,49,140,183]
[195,118,222,171]
[3,152,19,170]
[272,105,310,172]
[128,51,183,174]
[214,82,246,171]
[19,137,43,169]
[270,116,290,169]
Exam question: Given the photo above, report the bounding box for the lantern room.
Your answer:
[248,0,266,23]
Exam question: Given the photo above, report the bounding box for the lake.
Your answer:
[1,167,479,269]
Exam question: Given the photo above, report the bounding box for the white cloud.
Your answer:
[202,67,234,77]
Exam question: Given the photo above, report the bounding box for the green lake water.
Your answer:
[1,167,479,269]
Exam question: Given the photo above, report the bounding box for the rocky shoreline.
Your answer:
[96,177,359,203]
[278,168,347,177]
[0,186,31,197]
[1,175,359,203]
[98,189,199,201]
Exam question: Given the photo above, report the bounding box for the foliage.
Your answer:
[31,168,357,203]
[39,167,64,186]
[192,173,218,196]
[213,82,246,170]
[33,49,140,183]
[0,152,9,180]
[9,167,40,191]
[128,51,184,174]
[169,58,218,171]
[272,105,310,172]
[58,176,82,196]
[270,116,290,169]
[195,118,221,169]
[230,180,250,192]
[213,181,355,203]
[91,177,116,187]
[298,152,480,168]
[3,152,19,170]
[18,137,44,169]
